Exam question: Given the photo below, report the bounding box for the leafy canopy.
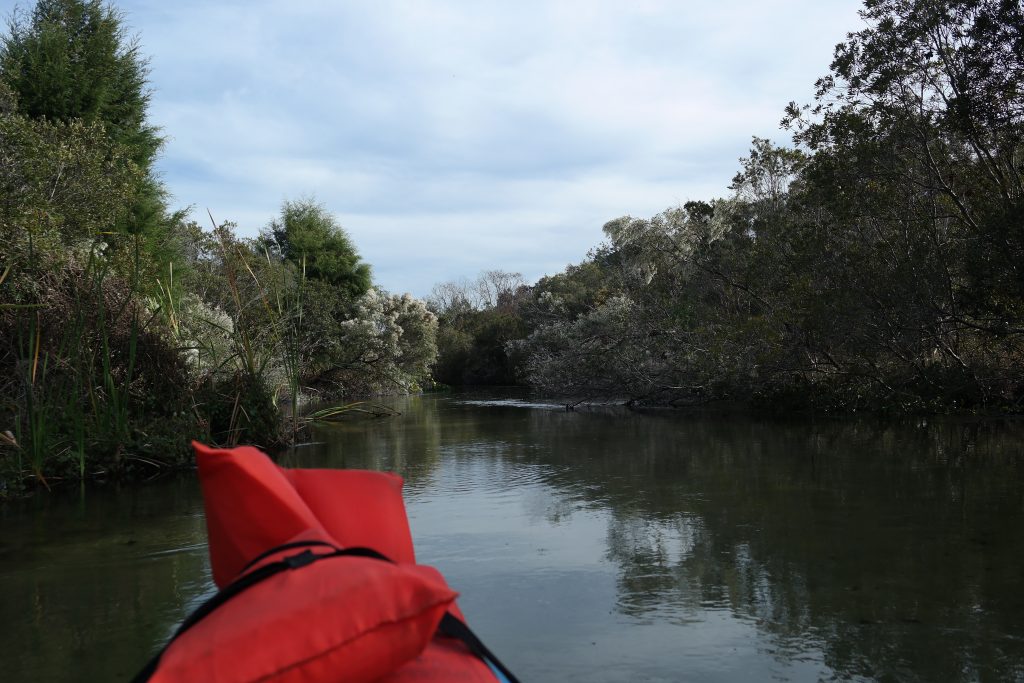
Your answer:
[0,0,162,170]
[263,199,372,298]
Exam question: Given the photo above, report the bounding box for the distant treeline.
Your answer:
[0,0,437,493]
[430,0,1024,413]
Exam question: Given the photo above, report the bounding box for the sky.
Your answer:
[3,0,865,297]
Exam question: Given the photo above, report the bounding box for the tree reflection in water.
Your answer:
[533,409,1024,681]
[4,395,1022,682]
[317,397,1024,681]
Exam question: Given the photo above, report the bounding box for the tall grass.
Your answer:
[16,312,50,486]
[144,217,305,451]
[1,211,404,495]
[5,233,52,488]
[273,252,306,438]
[93,243,135,463]
[1,230,192,492]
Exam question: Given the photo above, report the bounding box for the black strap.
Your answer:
[238,539,341,574]
[439,612,521,683]
[131,543,520,683]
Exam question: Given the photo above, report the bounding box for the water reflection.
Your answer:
[0,478,211,681]
[304,397,1024,682]
[2,394,1023,682]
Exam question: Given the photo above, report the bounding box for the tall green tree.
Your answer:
[792,0,1024,313]
[784,0,1024,406]
[0,0,161,168]
[1,0,168,241]
[262,199,372,298]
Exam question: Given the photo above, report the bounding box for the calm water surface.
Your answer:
[3,392,1024,681]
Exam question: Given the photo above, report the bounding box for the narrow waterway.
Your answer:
[3,392,1024,681]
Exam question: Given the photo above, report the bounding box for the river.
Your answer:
[2,391,1024,681]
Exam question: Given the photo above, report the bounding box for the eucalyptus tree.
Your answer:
[786,0,1024,407]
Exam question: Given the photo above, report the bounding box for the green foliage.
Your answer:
[0,78,15,113]
[0,109,141,250]
[159,214,436,445]
[1,245,199,491]
[0,47,187,491]
[433,308,527,386]
[306,288,438,394]
[429,271,529,386]
[530,260,611,323]
[262,199,372,298]
[0,0,173,258]
[516,30,1024,412]
[0,0,161,168]
[192,370,281,448]
[0,0,438,494]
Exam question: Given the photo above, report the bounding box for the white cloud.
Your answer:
[94,0,866,295]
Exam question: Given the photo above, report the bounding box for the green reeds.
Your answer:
[7,232,55,487]
[85,237,142,469]
[96,304,138,455]
[60,243,100,478]
[211,211,266,382]
[14,312,52,488]
[5,232,156,489]
[203,213,283,446]
[306,402,401,421]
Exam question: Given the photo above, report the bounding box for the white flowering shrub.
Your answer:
[176,295,235,372]
[321,288,438,394]
[515,295,657,398]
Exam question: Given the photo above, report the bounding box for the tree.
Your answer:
[782,0,1024,407]
[262,199,372,298]
[428,270,530,385]
[791,0,1024,310]
[313,288,437,393]
[434,0,1024,410]
[0,92,142,268]
[1,0,172,244]
[0,0,161,169]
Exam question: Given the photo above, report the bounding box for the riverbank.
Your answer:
[0,2,440,497]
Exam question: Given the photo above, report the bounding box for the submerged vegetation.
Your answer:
[0,0,437,494]
[433,0,1024,414]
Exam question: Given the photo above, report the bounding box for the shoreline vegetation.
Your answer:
[0,0,438,495]
[430,1,1024,415]
[3,0,1024,496]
